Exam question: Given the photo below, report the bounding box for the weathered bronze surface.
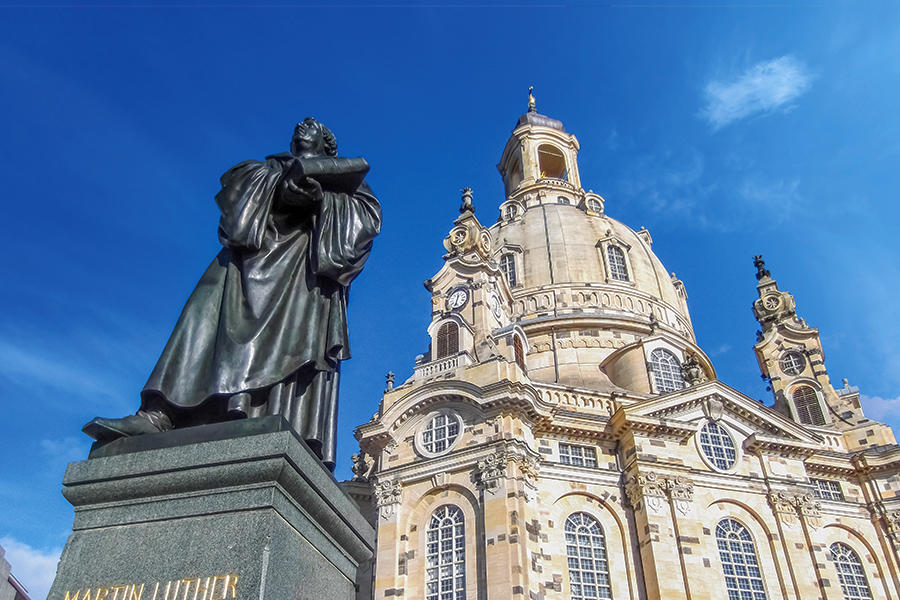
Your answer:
[83,118,381,471]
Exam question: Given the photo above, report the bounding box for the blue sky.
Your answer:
[2,3,899,598]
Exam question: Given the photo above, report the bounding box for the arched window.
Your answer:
[426,505,465,600]
[792,385,825,426]
[436,322,459,359]
[831,543,872,600]
[538,144,567,179]
[504,204,519,220]
[565,513,611,599]
[513,334,526,371]
[500,254,517,287]
[607,245,629,282]
[650,348,684,393]
[716,519,767,600]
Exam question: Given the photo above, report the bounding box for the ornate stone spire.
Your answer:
[460,186,474,214]
[528,86,537,113]
[754,255,770,281]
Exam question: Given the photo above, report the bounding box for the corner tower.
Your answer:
[752,255,896,450]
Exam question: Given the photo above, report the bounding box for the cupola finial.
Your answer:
[753,255,770,281]
[460,186,474,214]
[528,86,537,113]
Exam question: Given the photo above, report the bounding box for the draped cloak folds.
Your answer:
[141,153,381,468]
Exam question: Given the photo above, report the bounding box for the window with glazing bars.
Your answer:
[559,444,597,468]
[650,348,684,393]
[716,518,767,600]
[812,479,844,501]
[422,413,460,454]
[831,542,872,600]
[699,422,737,471]
[793,385,826,426]
[436,322,459,359]
[426,505,465,600]
[565,513,611,599]
[607,245,629,281]
[500,253,517,287]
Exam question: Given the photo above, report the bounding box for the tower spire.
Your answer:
[527,86,537,113]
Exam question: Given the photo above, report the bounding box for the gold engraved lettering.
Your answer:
[224,576,237,599]
[64,591,81,600]
[149,582,160,600]
[95,588,109,600]
[207,577,225,600]
[179,580,192,600]
[163,581,181,600]
[129,584,145,600]
[110,586,126,600]
[81,589,94,600]
[192,577,210,600]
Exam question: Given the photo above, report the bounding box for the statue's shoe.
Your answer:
[82,414,165,442]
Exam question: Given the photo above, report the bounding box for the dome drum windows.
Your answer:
[500,253,518,288]
[649,348,685,394]
[607,246,628,281]
[597,237,634,285]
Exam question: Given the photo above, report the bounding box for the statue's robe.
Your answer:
[142,153,381,469]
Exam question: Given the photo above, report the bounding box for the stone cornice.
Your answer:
[745,433,821,460]
[851,446,900,474]
[610,411,696,442]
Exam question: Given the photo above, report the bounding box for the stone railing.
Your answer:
[513,285,694,342]
[532,382,619,416]
[413,353,468,380]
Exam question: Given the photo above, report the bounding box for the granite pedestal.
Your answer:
[47,417,374,600]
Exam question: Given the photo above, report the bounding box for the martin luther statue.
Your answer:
[84,118,382,472]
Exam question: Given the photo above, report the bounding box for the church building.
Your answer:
[344,97,900,600]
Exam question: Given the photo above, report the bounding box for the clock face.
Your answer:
[446,288,469,310]
[488,294,502,320]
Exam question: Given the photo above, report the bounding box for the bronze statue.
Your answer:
[83,118,382,471]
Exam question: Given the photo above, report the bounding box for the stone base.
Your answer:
[48,417,374,600]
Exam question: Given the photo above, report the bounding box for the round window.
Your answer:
[780,351,806,375]
[417,410,463,457]
[585,198,602,213]
[698,421,737,471]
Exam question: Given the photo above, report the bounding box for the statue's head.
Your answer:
[291,117,338,158]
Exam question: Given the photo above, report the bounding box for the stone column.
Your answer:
[624,470,688,600]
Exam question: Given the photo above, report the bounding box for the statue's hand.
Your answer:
[281,176,324,212]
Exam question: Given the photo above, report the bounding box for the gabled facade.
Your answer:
[346,99,900,600]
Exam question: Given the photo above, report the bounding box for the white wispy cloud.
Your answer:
[860,394,900,424]
[0,537,62,600]
[701,56,816,129]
